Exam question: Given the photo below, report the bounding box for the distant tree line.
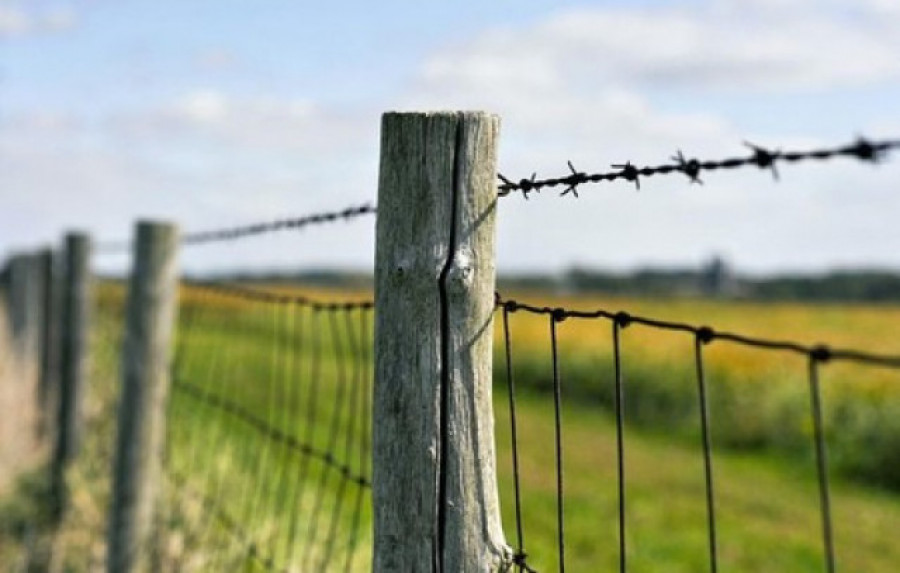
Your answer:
[184,258,900,303]
[502,258,900,302]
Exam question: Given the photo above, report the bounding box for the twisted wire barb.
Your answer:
[498,137,900,198]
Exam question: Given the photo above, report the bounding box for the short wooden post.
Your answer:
[37,248,60,441]
[52,233,91,517]
[373,111,510,571]
[107,221,179,573]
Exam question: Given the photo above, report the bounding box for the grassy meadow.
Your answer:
[3,283,900,571]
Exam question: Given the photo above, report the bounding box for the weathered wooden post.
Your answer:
[37,248,59,440]
[373,111,510,571]
[107,221,179,573]
[52,233,91,517]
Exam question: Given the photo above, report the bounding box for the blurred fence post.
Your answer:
[37,248,60,441]
[107,221,179,573]
[7,255,28,352]
[51,232,92,518]
[7,253,42,362]
[373,111,510,571]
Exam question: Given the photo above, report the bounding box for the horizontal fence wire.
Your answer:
[95,203,376,254]
[494,291,900,572]
[498,136,900,197]
[494,293,900,369]
[160,280,374,572]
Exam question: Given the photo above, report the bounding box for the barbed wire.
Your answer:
[96,203,376,253]
[497,136,900,198]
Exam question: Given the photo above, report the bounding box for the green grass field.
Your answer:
[3,283,900,571]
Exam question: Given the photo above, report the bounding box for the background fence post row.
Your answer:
[51,232,92,519]
[107,221,179,573]
[373,111,509,571]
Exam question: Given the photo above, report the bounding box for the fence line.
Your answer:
[2,111,900,572]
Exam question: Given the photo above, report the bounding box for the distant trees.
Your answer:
[501,259,900,302]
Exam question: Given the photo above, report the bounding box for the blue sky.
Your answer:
[3,0,900,275]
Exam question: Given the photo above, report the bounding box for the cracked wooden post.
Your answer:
[107,221,179,573]
[373,111,510,571]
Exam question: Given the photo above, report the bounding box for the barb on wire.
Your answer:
[95,203,376,253]
[672,150,703,185]
[497,136,900,198]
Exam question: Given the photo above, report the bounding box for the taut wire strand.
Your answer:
[498,136,899,198]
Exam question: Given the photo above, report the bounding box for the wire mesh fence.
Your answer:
[492,294,900,571]
[1,121,900,572]
[160,281,374,572]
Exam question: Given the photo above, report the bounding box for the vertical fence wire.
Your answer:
[281,302,306,562]
[549,312,566,573]
[612,317,628,573]
[808,355,835,573]
[693,332,718,573]
[501,304,528,571]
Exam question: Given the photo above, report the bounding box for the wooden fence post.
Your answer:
[7,253,42,362]
[107,221,179,573]
[7,255,26,352]
[37,248,59,441]
[373,111,510,571]
[52,233,91,517]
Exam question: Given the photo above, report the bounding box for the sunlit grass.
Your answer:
[4,283,900,571]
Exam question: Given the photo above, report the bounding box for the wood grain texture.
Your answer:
[107,222,178,573]
[373,111,510,572]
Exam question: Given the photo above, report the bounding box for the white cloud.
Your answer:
[44,6,76,32]
[176,90,230,123]
[0,5,28,35]
[109,89,373,157]
[417,2,900,94]
[0,4,77,37]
